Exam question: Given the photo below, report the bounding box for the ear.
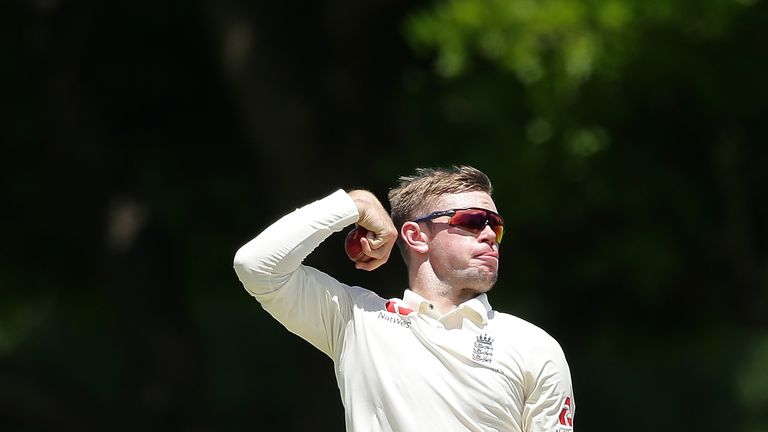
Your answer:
[401,221,429,254]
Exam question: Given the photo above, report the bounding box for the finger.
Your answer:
[355,237,393,270]
[355,256,387,271]
[367,226,398,248]
[360,237,395,260]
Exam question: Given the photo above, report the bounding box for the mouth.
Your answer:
[474,251,499,262]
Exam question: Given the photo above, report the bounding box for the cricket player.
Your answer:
[233,165,574,431]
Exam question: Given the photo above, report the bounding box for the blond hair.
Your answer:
[388,165,493,234]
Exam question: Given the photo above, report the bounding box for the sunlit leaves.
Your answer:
[405,0,753,88]
[405,0,611,87]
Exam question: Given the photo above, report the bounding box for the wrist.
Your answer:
[347,190,379,221]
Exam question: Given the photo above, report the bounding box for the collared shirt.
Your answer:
[234,189,575,432]
[401,289,491,329]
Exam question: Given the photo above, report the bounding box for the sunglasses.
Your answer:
[412,207,505,244]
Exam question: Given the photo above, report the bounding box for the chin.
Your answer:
[439,267,498,292]
[466,272,498,293]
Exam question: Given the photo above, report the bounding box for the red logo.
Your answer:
[385,301,413,316]
[558,396,574,429]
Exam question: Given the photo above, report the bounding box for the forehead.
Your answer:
[431,191,497,213]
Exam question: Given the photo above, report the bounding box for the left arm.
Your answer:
[522,338,575,431]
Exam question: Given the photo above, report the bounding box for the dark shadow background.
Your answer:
[2,0,767,430]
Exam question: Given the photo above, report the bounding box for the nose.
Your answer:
[477,224,499,245]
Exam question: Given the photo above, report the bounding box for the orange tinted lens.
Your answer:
[489,213,504,243]
[491,225,504,243]
[448,210,487,233]
[449,209,504,243]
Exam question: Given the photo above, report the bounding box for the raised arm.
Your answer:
[233,190,359,290]
[232,189,396,358]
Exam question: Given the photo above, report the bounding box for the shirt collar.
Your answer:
[402,289,492,326]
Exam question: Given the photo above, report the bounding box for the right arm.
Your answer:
[232,189,396,357]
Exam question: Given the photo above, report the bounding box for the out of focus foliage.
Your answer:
[406,0,753,81]
[398,0,768,429]
[2,0,766,430]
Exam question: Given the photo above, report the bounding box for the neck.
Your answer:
[409,266,480,314]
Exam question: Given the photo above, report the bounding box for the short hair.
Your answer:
[387,165,493,256]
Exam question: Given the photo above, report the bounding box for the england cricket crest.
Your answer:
[472,333,494,363]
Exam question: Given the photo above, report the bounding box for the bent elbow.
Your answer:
[232,243,283,297]
[232,245,259,282]
[232,247,248,275]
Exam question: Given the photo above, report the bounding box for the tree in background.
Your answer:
[400,0,768,429]
[1,0,766,430]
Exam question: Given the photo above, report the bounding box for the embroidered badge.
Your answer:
[557,396,574,431]
[472,333,494,363]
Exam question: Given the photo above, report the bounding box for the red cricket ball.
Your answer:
[345,226,373,263]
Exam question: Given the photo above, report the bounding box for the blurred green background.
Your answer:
[2,0,767,430]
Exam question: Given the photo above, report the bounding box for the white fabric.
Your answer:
[233,189,575,432]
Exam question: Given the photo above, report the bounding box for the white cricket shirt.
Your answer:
[233,190,575,431]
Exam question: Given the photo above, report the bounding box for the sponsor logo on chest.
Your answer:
[377,311,411,328]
